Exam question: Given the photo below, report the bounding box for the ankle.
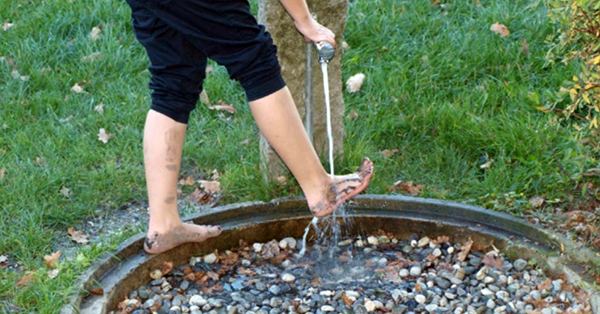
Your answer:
[148,217,182,234]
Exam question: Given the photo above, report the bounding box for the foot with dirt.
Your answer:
[144,223,221,254]
[308,157,374,218]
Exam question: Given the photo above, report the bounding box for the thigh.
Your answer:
[128,1,208,95]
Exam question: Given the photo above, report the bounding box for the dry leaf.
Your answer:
[16,272,36,287]
[48,269,59,279]
[94,103,104,115]
[0,255,7,263]
[346,73,366,93]
[206,271,219,281]
[81,52,102,62]
[347,109,359,121]
[89,26,101,41]
[11,70,29,81]
[209,100,236,114]
[537,278,552,291]
[528,196,544,208]
[98,128,111,144]
[200,90,210,105]
[44,251,61,269]
[180,176,195,186]
[199,180,221,193]
[260,240,280,259]
[380,149,400,157]
[490,22,510,38]
[88,288,104,295]
[520,39,530,54]
[191,188,211,205]
[456,238,473,261]
[211,169,220,180]
[480,159,493,169]
[482,252,503,269]
[67,227,89,244]
[161,261,174,276]
[3,22,14,31]
[0,167,5,180]
[276,175,287,185]
[393,181,423,196]
[342,41,350,51]
[71,83,84,93]
[432,235,451,245]
[59,187,71,197]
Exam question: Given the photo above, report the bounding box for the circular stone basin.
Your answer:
[60,195,600,314]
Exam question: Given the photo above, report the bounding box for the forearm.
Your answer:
[278,0,311,25]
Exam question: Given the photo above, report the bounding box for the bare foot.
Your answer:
[144,223,222,254]
[308,157,374,218]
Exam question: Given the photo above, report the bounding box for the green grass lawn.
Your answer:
[0,0,592,312]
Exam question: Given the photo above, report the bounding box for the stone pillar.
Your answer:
[258,0,348,179]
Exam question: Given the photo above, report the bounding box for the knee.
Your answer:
[149,72,203,124]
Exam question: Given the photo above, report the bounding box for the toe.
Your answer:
[206,225,222,238]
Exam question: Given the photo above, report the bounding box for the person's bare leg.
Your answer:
[249,87,373,218]
[143,110,221,254]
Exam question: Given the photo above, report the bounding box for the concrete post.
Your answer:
[258,0,347,179]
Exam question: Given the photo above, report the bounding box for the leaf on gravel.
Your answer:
[16,272,36,287]
[260,240,280,259]
[11,69,29,81]
[490,22,510,38]
[0,167,6,180]
[71,83,84,93]
[160,261,173,276]
[457,238,473,262]
[89,26,101,41]
[199,180,221,194]
[88,288,104,295]
[59,187,71,197]
[537,278,552,291]
[48,269,59,279]
[528,196,545,208]
[206,271,219,281]
[432,235,451,245]
[3,22,14,31]
[44,251,61,269]
[180,176,195,186]
[209,100,236,114]
[346,73,366,93]
[81,52,102,63]
[380,149,400,157]
[98,128,111,144]
[94,103,104,115]
[482,252,503,269]
[200,90,210,105]
[393,180,423,196]
[67,227,89,244]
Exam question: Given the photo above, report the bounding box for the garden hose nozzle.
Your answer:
[314,41,335,64]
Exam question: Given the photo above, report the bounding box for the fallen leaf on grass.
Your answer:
[98,128,111,144]
[16,272,36,287]
[346,109,359,121]
[380,149,400,157]
[48,269,59,279]
[0,167,6,180]
[190,188,211,205]
[457,238,473,262]
[392,180,423,196]
[44,251,61,269]
[11,69,29,81]
[208,100,236,114]
[199,180,221,194]
[67,227,89,244]
[81,52,102,63]
[528,196,545,208]
[276,175,287,185]
[346,73,366,93]
[180,176,195,186]
[71,83,84,93]
[89,26,101,41]
[520,39,530,54]
[482,252,503,269]
[94,103,104,115]
[3,22,14,31]
[200,90,210,105]
[59,187,71,197]
[490,22,510,38]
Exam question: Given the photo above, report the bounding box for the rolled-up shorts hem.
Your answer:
[245,71,286,102]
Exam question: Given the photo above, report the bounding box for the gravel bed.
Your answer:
[112,230,592,314]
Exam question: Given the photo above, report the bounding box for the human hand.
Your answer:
[294,17,336,47]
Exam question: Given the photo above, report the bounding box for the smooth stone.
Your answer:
[150,270,163,280]
[432,248,442,257]
[392,305,408,314]
[435,277,451,289]
[338,239,353,246]
[425,304,438,312]
[282,273,295,283]
[410,266,422,277]
[321,305,335,312]
[486,299,496,309]
[298,305,311,313]
[269,285,281,296]
[189,295,207,307]
[279,237,297,249]
[513,259,527,272]
[399,269,409,277]
[530,290,541,300]
[242,259,252,266]
[204,253,217,264]
[378,235,391,244]
[179,281,189,291]
[253,243,263,252]
[367,236,378,245]
[255,281,266,291]
[415,295,427,304]
[364,299,375,312]
[143,299,155,309]
[469,257,482,266]
[417,237,430,247]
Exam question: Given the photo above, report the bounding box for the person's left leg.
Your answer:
[249,86,373,218]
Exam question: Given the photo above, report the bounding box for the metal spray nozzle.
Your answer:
[314,41,335,64]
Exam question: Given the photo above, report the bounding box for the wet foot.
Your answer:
[144,223,222,254]
[308,157,374,218]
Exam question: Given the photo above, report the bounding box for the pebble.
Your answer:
[204,253,217,264]
[279,237,297,249]
[189,295,207,307]
[268,285,281,296]
[367,236,378,245]
[475,267,488,280]
[150,270,162,280]
[281,273,295,283]
[364,299,375,312]
[417,237,430,247]
[432,248,442,257]
[392,305,408,314]
[253,243,263,252]
[321,305,335,312]
[415,295,427,304]
[513,259,527,272]
[410,265,422,277]
[399,269,409,277]
[338,239,353,246]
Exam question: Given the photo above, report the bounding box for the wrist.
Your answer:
[293,14,313,28]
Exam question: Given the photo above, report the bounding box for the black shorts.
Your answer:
[126,0,286,123]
